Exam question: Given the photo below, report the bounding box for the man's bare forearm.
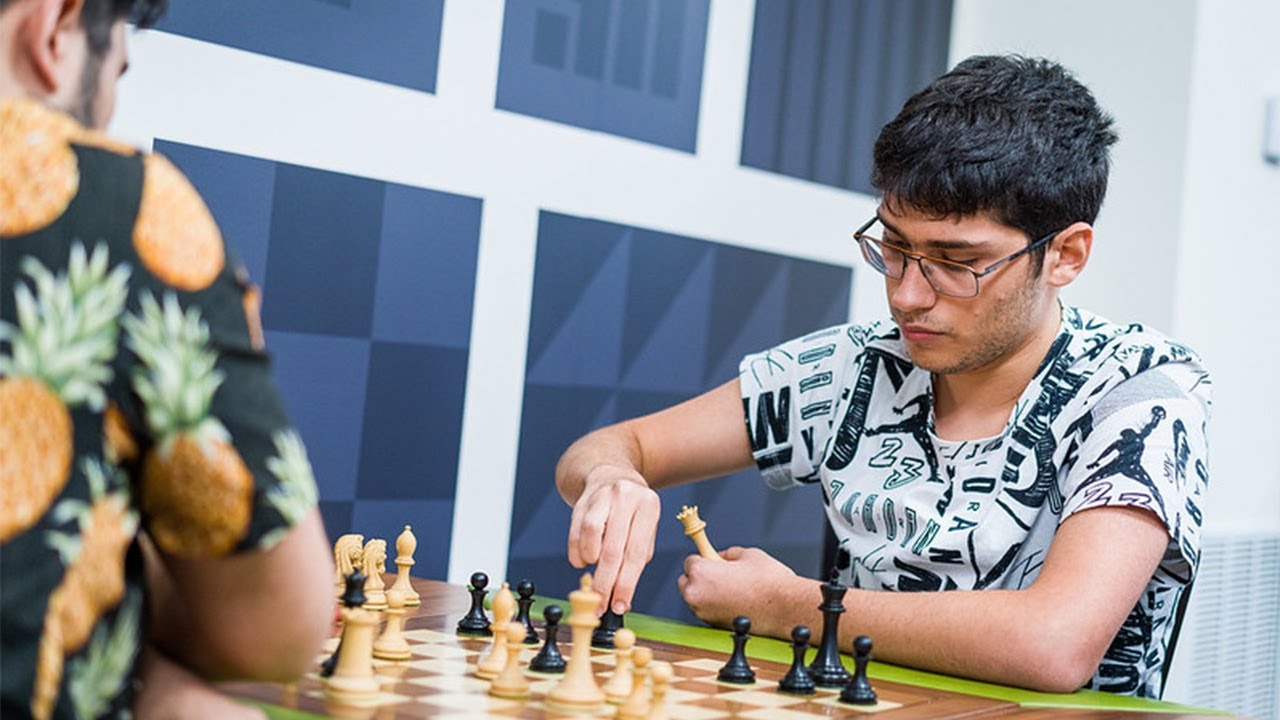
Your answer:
[555,424,648,506]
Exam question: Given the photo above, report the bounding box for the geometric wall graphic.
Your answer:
[507,211,852,622]
[154,0,444,93]
[741,0,952,193]
[497,0,710,152]
[156,141,482,579]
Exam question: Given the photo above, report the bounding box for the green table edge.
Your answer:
[257,595,1228,719]
[611,606,1224,715]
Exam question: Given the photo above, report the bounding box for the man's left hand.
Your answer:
[677,546,799,633]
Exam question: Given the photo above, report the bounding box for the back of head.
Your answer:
[871,55,1118,242]
[0,0,167,54]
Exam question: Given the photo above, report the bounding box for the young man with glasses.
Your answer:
[556,55,1209,698]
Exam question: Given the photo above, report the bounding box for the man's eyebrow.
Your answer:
[878,214,983,251]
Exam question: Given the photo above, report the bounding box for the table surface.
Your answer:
[224,578,1232,719]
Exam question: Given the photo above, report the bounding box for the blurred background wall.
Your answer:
[110,1,1278,715]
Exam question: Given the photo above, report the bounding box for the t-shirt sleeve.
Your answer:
[127,153,318,558]
[1060,361,1211,578]
[738,324,871,490]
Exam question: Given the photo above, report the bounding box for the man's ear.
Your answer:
[13,0,86,94]
[1045,222,1093,288]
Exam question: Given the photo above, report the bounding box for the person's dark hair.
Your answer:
[871,55,1117,269]
[82,0,167,55]
[0,0,167,56]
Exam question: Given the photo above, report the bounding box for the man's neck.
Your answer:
[930,304,1063,441]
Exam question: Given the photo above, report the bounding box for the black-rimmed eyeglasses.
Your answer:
[853,216,1060,298]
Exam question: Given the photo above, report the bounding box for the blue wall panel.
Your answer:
[156,140,482,565]
[507,211,852,622]
[741,0,952,194]
[155,0,444,93]
[496,0,710,152]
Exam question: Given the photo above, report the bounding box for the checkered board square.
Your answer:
[226,580,1011,719]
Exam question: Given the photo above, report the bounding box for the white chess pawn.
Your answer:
[476,582,515,679]
[489,622,532,699]
[648,661,672,720]
[615,646,653,720]
[390,525,420,606]
[603,628,636,703]
[372,589,411,661]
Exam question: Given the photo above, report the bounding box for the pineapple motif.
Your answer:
[125,291,252,557]
[32,459,139,720]
[132,154,224,291]
[260,429,319,549]
[0,243,130,541]
[66,594,141,720]
[0,98,80,237]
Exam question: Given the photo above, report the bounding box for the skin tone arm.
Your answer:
[132,647,267,720]
[557,377,755,613]
[143,508,335,683]
[558,365,1171,692]
[678,505,1169,694]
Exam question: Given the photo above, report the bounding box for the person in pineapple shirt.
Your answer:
[0,1,334,717]
[557,55,1210,699]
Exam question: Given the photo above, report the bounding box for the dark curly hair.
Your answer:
[0,0,167,56]
[872,55,1118,268]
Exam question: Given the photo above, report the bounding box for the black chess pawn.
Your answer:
[809,569,851,687]
[839,635,877,705]
[456,571,493,636]
[591,604,625,649]
[320,569,367,678]
[514,578,540,644]
[777,625,816,695]
[529,604,567,673]
[716,616,756,684]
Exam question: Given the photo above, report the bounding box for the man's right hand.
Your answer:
[566,465,661,614]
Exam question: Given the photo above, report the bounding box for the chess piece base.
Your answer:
[323,677,380,707]
[372,645,411,661]
[810,667,851,687]
[840,687,878,705]
[545,691,606,712]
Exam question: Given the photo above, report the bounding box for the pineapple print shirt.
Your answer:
[0,98,320,720]
[740,308,1211,698]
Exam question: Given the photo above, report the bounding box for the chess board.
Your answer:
[221,579,1229,720]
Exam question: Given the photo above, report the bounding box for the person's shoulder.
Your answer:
[130,150,227,292]
[1063,306,1210,406]
[1064,306,1204,368]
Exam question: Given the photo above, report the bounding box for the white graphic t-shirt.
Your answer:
[739,307,1211,698]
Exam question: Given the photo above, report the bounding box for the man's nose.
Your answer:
[887,259,937,312]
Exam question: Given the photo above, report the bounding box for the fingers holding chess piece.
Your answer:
[675,505,723,561]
